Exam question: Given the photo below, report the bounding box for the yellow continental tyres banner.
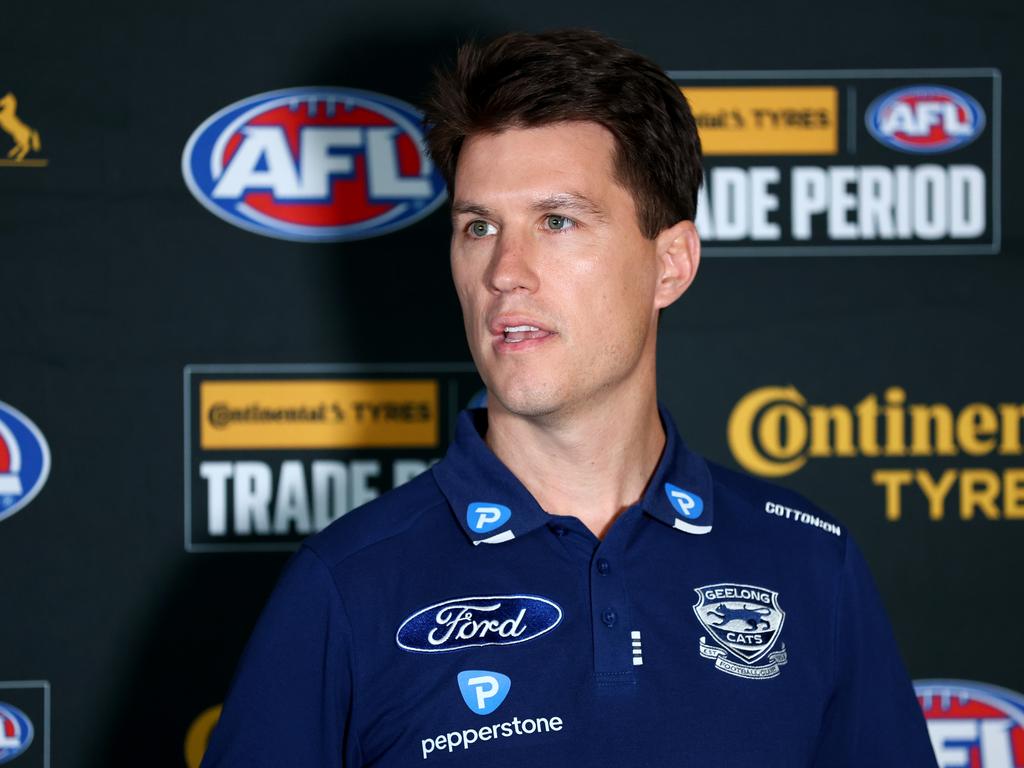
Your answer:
[199,379,439,449]
[684,86,838,156]
[726,385,1024,522]
[185,364,482,553]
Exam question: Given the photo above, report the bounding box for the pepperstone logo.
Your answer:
[664,482,710,534]
[466,502,512,544]
[457,671,511,716]
[420,671,564,760]
[396,595,563,653]
[727,385,1024,523]
[916,679,1024,767]
[693,583,788,680]
[184,363,481,552]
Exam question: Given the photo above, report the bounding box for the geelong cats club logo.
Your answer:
[693,583,788,680]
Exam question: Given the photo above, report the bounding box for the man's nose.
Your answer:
[486,231,540,294]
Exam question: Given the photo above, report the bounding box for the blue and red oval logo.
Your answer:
[0,702,34,764]
[916,679,1024,766]
[866,85,985,154]
[0,401,50,524]
[181,87,447,242]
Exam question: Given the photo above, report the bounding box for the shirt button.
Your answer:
[602,608,618,627]
[596,558,610,575]
[552,525,568,537]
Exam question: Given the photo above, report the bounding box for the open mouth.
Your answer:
[502,325,553,344]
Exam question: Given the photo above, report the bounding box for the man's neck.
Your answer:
[485,386,666,539]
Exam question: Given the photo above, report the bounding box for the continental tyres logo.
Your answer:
[184,364,481,552]
[686,86,838,156]
[728,386,1024,522]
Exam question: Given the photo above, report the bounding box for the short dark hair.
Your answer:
[423,29,702,238]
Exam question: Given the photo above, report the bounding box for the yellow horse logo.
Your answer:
[0,92,42,162]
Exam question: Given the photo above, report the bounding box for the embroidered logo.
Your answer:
[396,595,562,653]
[693,582,788,680]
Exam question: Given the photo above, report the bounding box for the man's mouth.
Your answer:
[502,325,552,344]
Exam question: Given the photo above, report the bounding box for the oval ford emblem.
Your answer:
[0,702,34,763]
[0,400,51,525]
[866,85,985,154]
[181,86,447,242]
[396,595,563,653]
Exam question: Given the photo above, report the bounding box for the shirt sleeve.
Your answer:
[200,544,361,768]
[811,534,937,768]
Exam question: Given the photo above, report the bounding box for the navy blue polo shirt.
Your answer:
[202,407,937,768]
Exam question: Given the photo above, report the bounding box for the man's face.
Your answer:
[450,122,668,421]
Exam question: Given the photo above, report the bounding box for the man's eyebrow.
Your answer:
[451,193,607,220]
[530,193,606,219]
[450,201,493,218]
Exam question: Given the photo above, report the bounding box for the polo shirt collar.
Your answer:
[432,409,551,545]
[639,405,715,535]
[432,406,714,546]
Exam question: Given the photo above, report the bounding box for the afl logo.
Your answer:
[866,85,985,154]
[916,679,1024,766]
[0,401,50,524]
[0,702,33,764]
[181,87,447,242]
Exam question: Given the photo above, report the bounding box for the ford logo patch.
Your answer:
[396,595,563,653]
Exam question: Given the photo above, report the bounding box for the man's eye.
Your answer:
[544,215,576,232]
[467,220,497,238]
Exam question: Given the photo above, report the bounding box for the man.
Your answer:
[202,30,938,767]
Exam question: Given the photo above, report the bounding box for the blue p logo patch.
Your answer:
[466,502,511,533]
[665,483,703,520]
[457,670,511,715]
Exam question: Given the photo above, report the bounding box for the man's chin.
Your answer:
[486,387,567,421]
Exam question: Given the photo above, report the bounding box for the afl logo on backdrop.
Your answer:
[181,87,447,242]
[0,401,50,524]
[0,702,34,763]
[866,85,985,154]
[916,679,1024,766]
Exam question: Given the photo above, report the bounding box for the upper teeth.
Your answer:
[504,325,539,332]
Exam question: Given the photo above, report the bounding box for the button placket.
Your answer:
[589,532,635,682]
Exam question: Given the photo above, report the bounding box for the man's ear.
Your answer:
[653,220,700,310]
